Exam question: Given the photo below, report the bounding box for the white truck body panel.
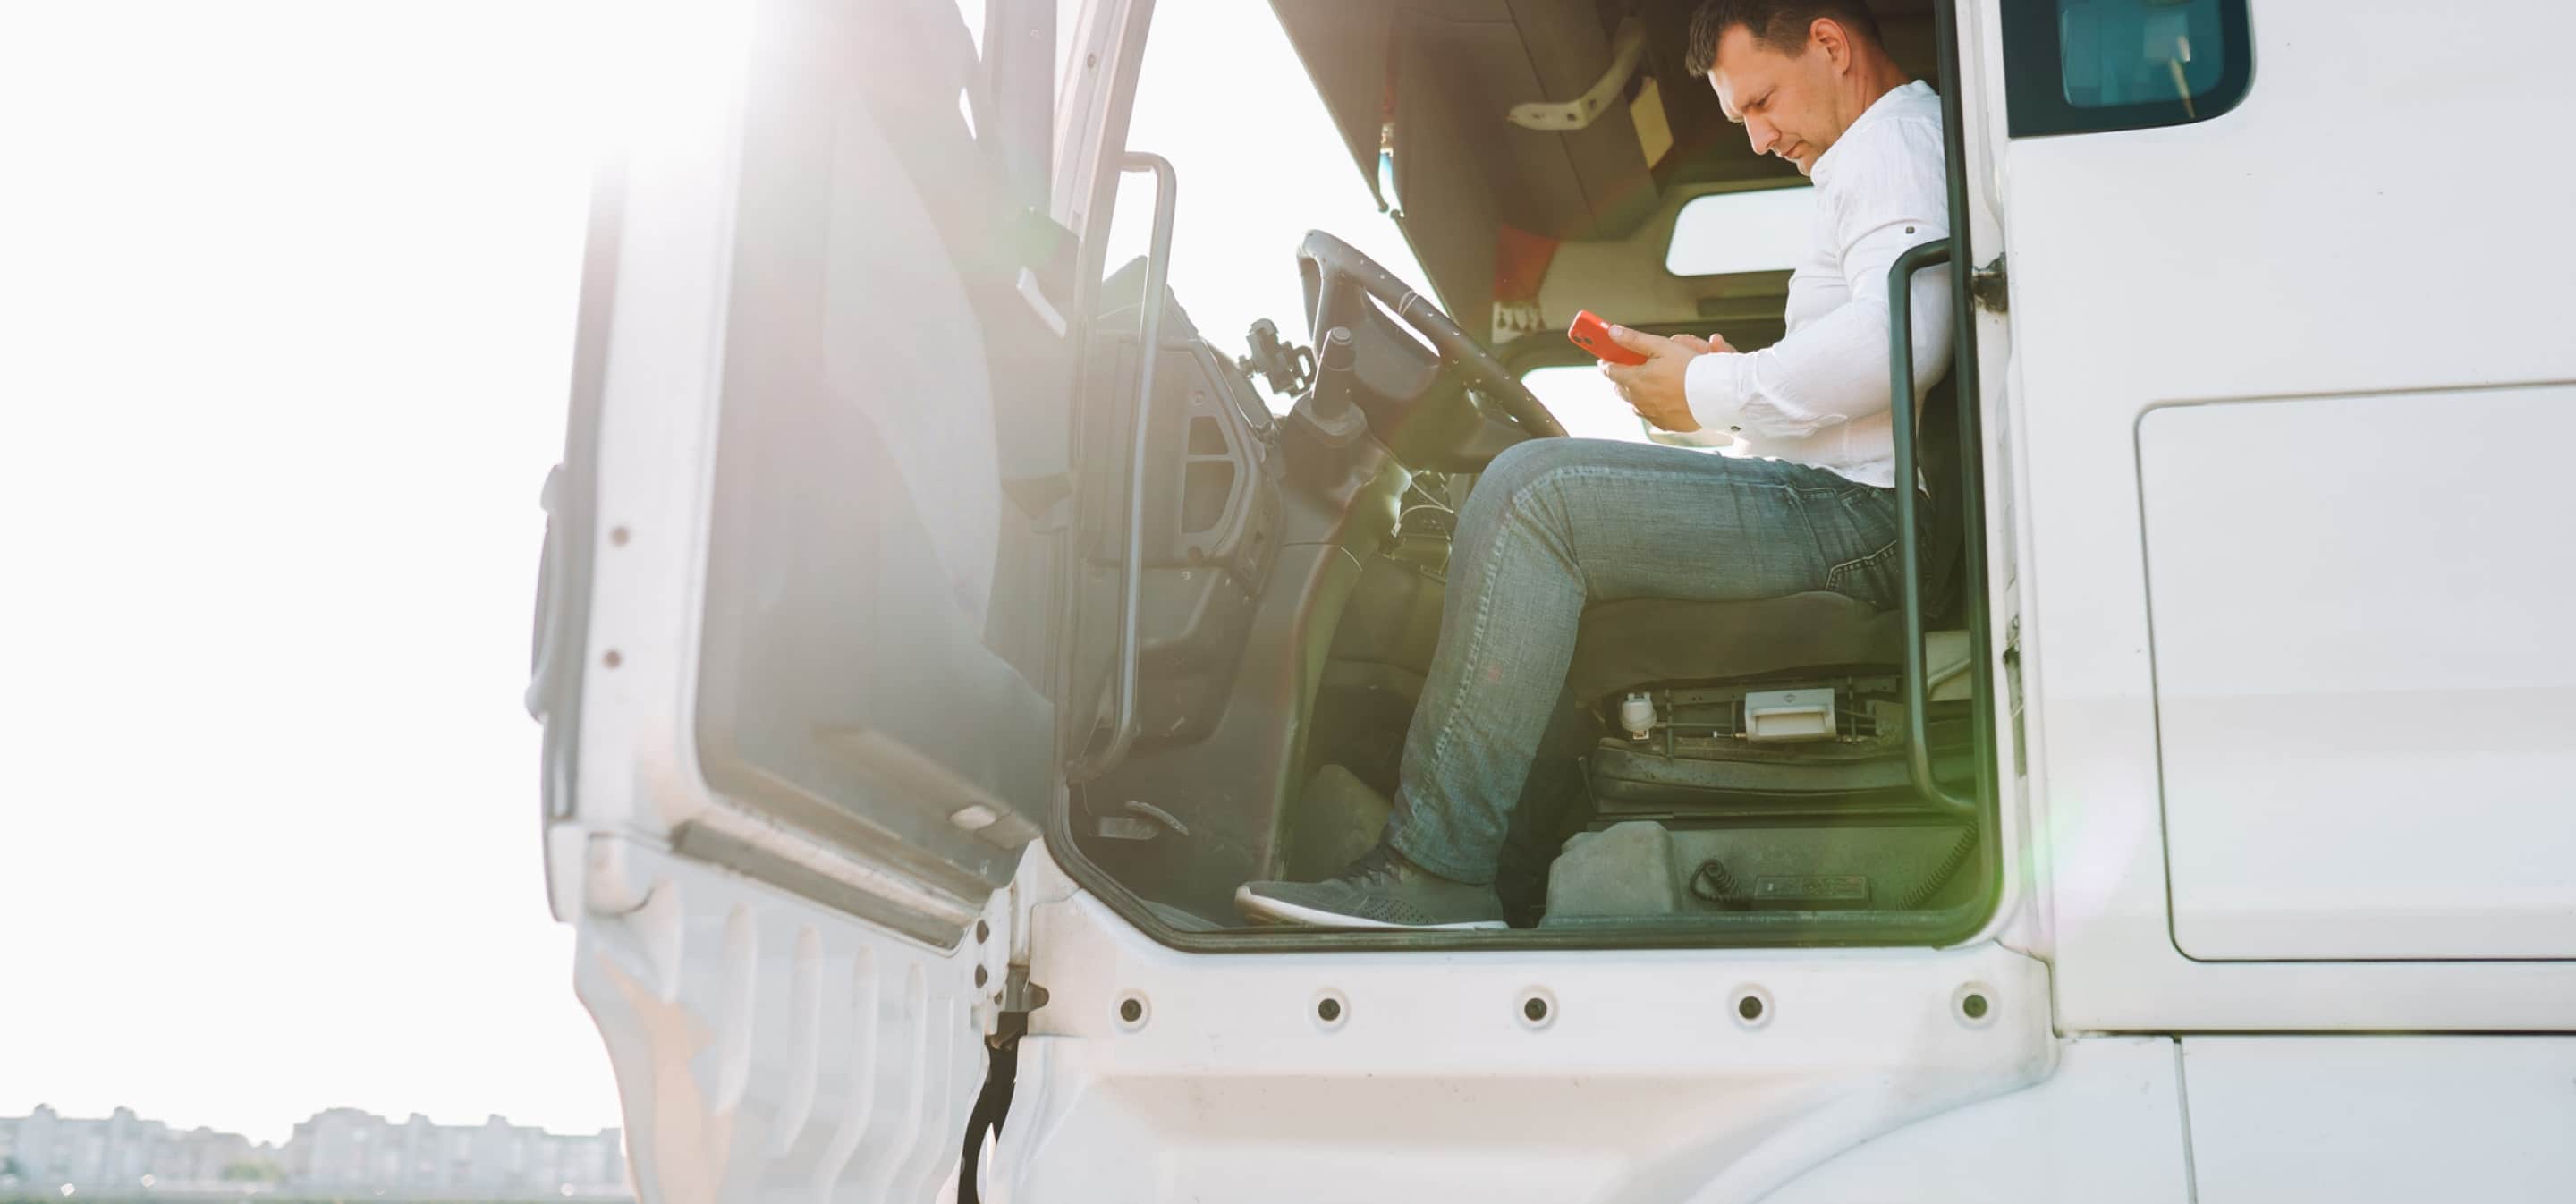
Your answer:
[996,869,2053,1202]
[532,0,2576,1199]
[2181,1038,2576,1204]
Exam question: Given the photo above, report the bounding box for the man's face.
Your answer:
[1708,22,1849,176]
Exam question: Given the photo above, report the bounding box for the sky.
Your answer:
[2,0,623,1145]
[0,0,1523,1149]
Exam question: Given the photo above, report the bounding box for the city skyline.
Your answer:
[1,1104,627,1201]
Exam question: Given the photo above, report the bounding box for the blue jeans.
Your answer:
[1383,437,1911,884]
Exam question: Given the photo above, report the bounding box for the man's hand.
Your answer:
[1597,326,1736,433]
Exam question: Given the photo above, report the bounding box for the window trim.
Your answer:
[2000,0,2254,138]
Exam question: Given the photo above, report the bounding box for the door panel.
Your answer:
[530,0,1089,1196]
[2140,387,2576,960]
[1989,0,2576,1026]
[576,844,987,1202]
[692,54,1055,945]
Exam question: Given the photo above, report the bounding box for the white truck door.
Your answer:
[1994,0,2576,984]
[525,0,1093,1198]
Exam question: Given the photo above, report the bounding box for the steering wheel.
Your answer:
[1296,231,1569,442]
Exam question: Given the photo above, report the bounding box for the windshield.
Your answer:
[1100,4,1435,409]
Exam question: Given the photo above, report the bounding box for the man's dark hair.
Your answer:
[1684,0,1885,74]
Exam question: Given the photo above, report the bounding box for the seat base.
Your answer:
[1567,592,1905,705]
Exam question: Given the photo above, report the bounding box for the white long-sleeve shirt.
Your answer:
[1682,80,1953,489]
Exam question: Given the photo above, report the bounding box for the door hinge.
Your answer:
[997,962,1051,1014]
[2003,615,2027,779]
[1970,254,2008,314]
[982,844,1074,1026]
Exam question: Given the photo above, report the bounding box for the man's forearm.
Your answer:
[1683,264,1953,439]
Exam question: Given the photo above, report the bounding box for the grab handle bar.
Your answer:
[1067,151,1177,784]
[1887,237,1973,812]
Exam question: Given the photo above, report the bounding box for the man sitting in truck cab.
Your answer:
[1236,0,1956,928]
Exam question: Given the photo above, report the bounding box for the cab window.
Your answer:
[1665,185,1814,276]
[2002,0,2254,135]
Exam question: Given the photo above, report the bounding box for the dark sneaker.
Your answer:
[1235,845,1506,929]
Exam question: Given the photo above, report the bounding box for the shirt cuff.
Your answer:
[1684,352,1755,435]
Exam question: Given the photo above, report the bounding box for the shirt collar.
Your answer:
[1811,80,1934,185]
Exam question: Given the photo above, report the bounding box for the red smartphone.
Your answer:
[1567,309,1647,366]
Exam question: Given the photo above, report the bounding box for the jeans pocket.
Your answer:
[1818,486,1906,610]
[1826,538,1903,610]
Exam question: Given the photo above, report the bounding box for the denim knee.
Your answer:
[1457,440,1597,556]
[1480,437,1593,490]
[1470,438,1594,514]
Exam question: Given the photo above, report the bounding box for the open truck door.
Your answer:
[526,0,1105,1197]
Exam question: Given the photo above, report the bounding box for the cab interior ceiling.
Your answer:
[1267,0,1941,341]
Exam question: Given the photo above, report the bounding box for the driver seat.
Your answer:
[1557,372,1974,814]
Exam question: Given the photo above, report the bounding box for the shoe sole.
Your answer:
[1233,885,1508,930]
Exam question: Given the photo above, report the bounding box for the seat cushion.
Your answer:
[1565,592,1905,703]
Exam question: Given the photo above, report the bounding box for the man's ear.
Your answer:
[1811,17,1850,72]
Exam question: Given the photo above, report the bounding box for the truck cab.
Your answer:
[525,0,2576,1199]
